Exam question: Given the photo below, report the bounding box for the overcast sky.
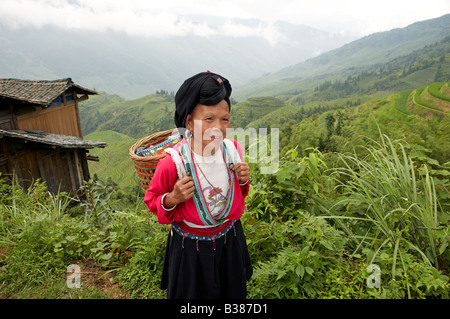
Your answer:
[1,0,449,41]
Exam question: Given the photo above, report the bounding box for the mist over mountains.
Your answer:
[0,16,355,99]
[234,14,450,100]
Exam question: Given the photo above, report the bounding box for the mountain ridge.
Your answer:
[85,81,450,190]
[233,14,450,101]
[80,34,449,142]
[0,17,354,99]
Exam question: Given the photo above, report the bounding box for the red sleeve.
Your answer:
[143,155,179,224]
[230,139,250,198]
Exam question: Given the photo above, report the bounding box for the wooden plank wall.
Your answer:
[0,139,13,180]
[0,100,18,130]
[1,91,90,193]
[0,109,15,130]
[14,150,42,190]
[37,150,73,193]
[0,137,88,194]
[16,101,82,138]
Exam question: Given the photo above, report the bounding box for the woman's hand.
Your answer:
[164,173,195,208]
[230,162,250,185]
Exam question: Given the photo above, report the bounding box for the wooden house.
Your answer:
[0,78,106,194]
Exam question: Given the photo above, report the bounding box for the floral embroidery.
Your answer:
[204,186,226,210]
[209,187,223,198]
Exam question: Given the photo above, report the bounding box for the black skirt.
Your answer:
[160,220,253,299]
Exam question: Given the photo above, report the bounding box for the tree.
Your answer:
[325,113,335,139]
[434,64,444,82]
[334,110,347,136]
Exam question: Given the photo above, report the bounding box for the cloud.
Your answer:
[0,0,206,36]
[274,0,450,36]
[0,0,288,44]
[0,0,448,39]
[0,0,284,43]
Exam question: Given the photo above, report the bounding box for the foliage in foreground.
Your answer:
[0,134,448,299]
[244,133,449,298]
[0,177,167,298]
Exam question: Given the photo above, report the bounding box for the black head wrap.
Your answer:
[174,71,232,136]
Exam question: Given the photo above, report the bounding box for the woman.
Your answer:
[144,71,253,299]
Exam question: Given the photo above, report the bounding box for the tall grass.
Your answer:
[321,133,446,281]
[0,177,67,248]
[0,174,169,298]
[1,136,448,298]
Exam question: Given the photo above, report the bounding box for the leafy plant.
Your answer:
[245,146,328,221]
[246,211,348,298]
[79,179,119,228]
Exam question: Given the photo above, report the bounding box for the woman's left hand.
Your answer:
[230,162,250,185]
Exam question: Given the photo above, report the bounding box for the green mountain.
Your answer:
[284,36,450,104]
[80,92,176,138]
[80,35,450,192]
[79,14,450,191]
[79,16,450,142]
[84,81,449,191]
[0,17,354,99]
[231,35,450,139]
[234,14,450,101]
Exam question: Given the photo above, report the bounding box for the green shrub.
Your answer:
[246,212,348,298]
[114,221,168,299]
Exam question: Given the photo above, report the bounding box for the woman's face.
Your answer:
[186,99,230,156]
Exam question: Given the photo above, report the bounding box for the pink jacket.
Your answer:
[144,139,249,236]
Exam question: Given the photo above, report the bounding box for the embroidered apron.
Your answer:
[178,139,236,227]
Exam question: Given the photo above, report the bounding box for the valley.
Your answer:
[82,28,450,192]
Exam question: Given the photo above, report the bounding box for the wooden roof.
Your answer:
[0,129,106,149]
[0,78,97,106]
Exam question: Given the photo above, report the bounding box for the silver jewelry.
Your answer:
[185,129,192,140]
[161,193,176,211]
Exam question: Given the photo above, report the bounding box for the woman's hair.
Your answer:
[174,71,232,134]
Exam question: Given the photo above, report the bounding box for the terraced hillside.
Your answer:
[390,82,450,117]
[85,130,139,191]
[80,92,175,138]
[284,81,449,166]
[86,82,449,192]
[410,82,450,115]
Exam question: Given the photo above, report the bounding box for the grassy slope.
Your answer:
[85,130,139,190]
[230,96,286,129]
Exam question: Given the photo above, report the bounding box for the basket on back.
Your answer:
[129,128,181,192]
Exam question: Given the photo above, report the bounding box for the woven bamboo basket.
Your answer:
[129,128,180,192]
